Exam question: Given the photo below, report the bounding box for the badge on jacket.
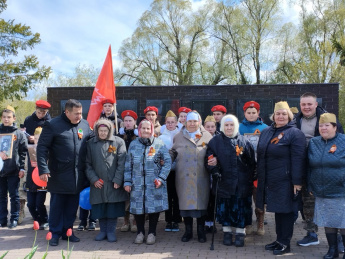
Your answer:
[108,145,117,154]
[148,147,155,156]
[329,144,337,153]
[77,129,83,139]
[13,135,17,141]
[236,145,243,156]
[271,132,284,144]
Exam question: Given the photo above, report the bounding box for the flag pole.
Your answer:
[114,103,118,135]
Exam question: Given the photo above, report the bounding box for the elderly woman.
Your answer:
[206,114,256,247]
[124,119,171,245]
[171,111,212,243]
[256,101,306,255]
[308,113,345,259]
[85,118,128,242]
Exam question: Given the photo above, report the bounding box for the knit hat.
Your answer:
[165,110,176,118]
[274,101,290,112]
[243,101,260,111]
[319,113,336,124]
[204,115,216,123]
[211,105,227,113]
[144,106,158,115]
[220,114,239,138]
[34,127,42,135]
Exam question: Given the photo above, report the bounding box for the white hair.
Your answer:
[220,114,239,137]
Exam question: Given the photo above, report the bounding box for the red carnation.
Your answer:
[33,221,39,230]
[46,232,52,240]
[66,228,72,237]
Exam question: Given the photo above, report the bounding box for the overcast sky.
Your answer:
[2,0,300,79]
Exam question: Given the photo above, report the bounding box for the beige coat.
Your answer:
[171,126,212,211]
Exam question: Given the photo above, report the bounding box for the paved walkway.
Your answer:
[0,202,337,259]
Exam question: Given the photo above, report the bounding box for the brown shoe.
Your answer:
[256,210,265,236]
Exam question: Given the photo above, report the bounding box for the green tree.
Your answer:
[0,0,51,101]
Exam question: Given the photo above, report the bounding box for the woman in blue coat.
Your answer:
[308,113,345,259]
[256,101,306,255]
[124,119,171,245]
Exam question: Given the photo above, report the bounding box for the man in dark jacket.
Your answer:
[296,92,344,247]
[0,106,28,229]
[37,99,93,246]
[21,100,51,227]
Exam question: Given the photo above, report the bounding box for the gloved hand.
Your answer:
[212,172,221,181]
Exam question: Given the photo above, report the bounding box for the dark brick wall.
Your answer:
[48,83,340,124]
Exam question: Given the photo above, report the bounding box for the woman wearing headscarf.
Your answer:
[85,118,127,242]
[256,101,306,255]
[170,111,213,243]
[124,119,171,245]
[308,113,345,259]
[206,114,256,247]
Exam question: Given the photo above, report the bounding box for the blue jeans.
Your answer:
[49,193,79,239]
[0,175,20,223]
[27,191,48,224]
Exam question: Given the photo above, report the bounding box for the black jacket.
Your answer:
[37,112,93,194]
[295,106,344,136]
[24,111,51,191]
[206,133,256,198]
[0,124,28,177]
[256,121,306,213]
[117,128,138,151]
[24,112,52,136]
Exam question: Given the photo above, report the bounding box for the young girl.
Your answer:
[85,118,127,242]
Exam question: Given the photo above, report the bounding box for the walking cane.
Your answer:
[210,175,220,251]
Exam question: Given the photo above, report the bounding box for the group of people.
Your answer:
[0,92,344,259]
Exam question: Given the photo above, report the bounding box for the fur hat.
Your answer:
[94,118,114,140]
[319,113,336,124]
[220,114,239,138]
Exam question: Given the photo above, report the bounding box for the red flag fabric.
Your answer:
[87,46,116,128]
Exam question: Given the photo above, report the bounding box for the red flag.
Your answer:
[87,45,116,128]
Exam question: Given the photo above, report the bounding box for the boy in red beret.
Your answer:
[144,106,161,136]
[239,101,268,236]
[211,105,227,132]
[177,107,191,130]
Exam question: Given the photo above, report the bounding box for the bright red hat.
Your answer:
[178,107,191,114]
[121,110,138,120]
[211,105,227,113]
[243,101,260,111]
[144,106,158,114]
[36,100,51,109]
[102,99,115,105]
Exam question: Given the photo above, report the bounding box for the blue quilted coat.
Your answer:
[124,137,171,214]
[308,133,345,198]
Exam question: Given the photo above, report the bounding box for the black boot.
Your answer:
[324,233,339,259]
[223,232,232,246]
[197,224,207,243]
[181,224,193,242]
[234,233,245,247]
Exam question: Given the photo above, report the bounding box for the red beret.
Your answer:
[102,99,115,105]
[243,101,260,111]
[211,105,227,113]
[36,100,51,109]
[144,106,158,114]
[178,107,191,114]
[121,110,138,120]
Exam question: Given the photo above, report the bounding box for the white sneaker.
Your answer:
[134,232,145,244]
[146,233,156,245]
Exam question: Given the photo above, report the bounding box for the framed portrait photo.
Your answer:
[0,134,14,159]
[243,133,260,160]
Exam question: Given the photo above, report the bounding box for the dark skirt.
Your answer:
[216,196,252,228]
[91,202,125,219]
